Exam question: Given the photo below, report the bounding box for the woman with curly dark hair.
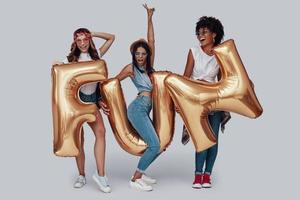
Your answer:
[181,16,229,189]
[53,28,115,192]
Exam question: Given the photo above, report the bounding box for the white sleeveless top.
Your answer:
[190,45,219,83]
[63,52,101,95]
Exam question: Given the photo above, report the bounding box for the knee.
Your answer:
[149,142,160,154]
[152,145,160,155]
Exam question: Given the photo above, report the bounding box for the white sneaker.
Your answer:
[141,174,157,184]
[73,175,86,188]
[92,171,111,193]
[129,178,153,191]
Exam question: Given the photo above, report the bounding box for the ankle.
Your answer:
[132,171,143,181]
[79,173,85,177]
[132,175,142,181]
[96,170,105,177]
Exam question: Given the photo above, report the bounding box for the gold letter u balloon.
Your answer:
[52,60,108,156]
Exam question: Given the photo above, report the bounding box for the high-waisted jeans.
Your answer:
[195,111,222,174]
[127,95,160,173]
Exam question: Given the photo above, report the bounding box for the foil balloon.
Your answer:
[101,71,175,156]
[152,72,175,151]
[52,60,108,157]
[165,39,263,152]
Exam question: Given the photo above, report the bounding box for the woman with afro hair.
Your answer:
[181,16,230,189]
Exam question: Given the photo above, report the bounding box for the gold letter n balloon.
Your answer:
[165,39,263,152]
[52,60,108,157]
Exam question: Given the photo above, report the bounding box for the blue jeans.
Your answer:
[127,95,160,173]
[195,112,222,174]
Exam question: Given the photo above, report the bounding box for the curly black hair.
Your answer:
[195,16,224,46]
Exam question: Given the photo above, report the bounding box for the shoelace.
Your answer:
[142,174,152,180]
[77,176,85,182]
[136,179,148,187]
[99,177,109,187]
[203,174,211,183]
[193,175,202,183]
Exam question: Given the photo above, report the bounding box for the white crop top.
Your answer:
[190,45,219,83]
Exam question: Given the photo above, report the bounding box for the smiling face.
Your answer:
[75,33,90,53]
[197,27,216,47]
[134,47,148,67]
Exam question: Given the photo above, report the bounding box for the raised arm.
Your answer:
[143,3,155,67]
[91,32,115,57]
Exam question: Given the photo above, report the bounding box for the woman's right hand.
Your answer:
[52,61,64,65]
[175,106,181,113]
[99,100,110,116]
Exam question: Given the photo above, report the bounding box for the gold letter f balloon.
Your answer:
[52,60,108,156]
[165,39,263,152]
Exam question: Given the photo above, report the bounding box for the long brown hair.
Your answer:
[67,28,100,62]
[130,39,154,75]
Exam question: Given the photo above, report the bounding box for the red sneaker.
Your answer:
[202,173,212,188]
[192,174,203,189]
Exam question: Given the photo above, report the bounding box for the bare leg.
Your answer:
[87,110,106,176]
[75,128,85,176]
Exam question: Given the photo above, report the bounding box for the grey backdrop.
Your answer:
[1,0,299,199]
